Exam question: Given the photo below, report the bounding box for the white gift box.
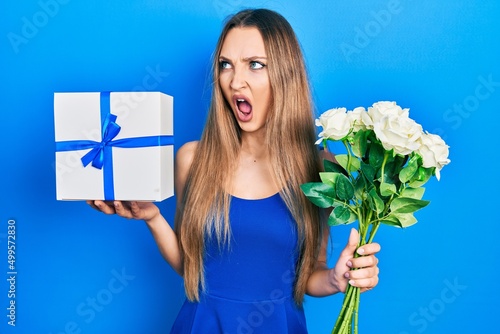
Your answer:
[54,92,174,201]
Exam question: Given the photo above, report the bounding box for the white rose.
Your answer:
[373,114,423,156]
[315,107,351,142]
[417,132,451,180]
[347,107,372,132]
[368,101,410,124]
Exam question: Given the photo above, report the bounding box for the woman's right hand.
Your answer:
[87,200,160,222]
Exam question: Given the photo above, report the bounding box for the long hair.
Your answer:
[175,8,323,305]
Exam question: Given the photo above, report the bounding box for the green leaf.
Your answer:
[401,187,425,200]
[353,175,366,201]
[396,212,418,228]
[392,155,408,175]
[390,197,430,214]
[380,212,418,228]
[300,182,336,208]
[368,187,385,214]
[382,160,396,179]
[380,181,397,197]
[380,214,401,227]
[368,141,386,170]
[347,211,358,224]
[323,159,347,175]
[335,154,361,172]
[360,162,376,185]
[351,130,369,158]
[328,206,352,226]
[335,174,355,201]
[408,167,434,188]
[399,155,419,183]
[319,172,338,187]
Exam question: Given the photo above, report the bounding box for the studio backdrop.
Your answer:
[1,1,499,333]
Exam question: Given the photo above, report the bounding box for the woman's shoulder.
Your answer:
[177,141,199,157]
[176,141,199,171]
[174,141,199,199]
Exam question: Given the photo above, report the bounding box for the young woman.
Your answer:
[89,9,380,333]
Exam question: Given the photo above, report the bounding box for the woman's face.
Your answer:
[219,27,272,136]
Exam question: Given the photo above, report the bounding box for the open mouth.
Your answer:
[236,98,252,115]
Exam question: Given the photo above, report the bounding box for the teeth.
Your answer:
[237,99,245,102]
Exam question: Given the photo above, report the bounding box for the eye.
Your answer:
[250,61,266,70]
[219,60,232,70]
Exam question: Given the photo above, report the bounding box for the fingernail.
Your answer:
[357,248,365,255]
[114,201,119,207]
[346,261,352,267]
[344,272,350,279]
[349,280,355,286]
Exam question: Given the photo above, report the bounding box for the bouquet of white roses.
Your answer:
[301,101,450,334]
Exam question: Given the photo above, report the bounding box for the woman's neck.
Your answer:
[239,130,268,161]
[228,129,278,199]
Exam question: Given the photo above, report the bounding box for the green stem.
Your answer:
[354,287,360,334]
[363,210,373,244]
[331,285,351,332]
[333,195,378,334]
[367,222,380,244]
[356,208,364,240]
[380,151,390,184]
[342,140,355,182]
[332,284,356,334]
[342,291,356,334]
[355,208,371,247]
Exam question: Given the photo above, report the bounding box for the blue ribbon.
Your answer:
[55,92,173,200]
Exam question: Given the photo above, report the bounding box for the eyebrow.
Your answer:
[219,55,268,61]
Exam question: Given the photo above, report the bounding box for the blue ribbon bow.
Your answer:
[81,112,121,169]
[55,92,173,200]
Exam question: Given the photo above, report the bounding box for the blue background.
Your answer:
[1,0,499,333]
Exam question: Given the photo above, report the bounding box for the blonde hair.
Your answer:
[176,9,322,305]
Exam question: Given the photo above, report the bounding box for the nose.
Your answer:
[230,65,247,90]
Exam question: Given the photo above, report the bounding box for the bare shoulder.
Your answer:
[175,141,199,200]
[176,141,199,169]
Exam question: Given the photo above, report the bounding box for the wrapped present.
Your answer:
[54,91,174,201]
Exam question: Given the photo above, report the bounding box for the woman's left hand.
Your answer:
[331,228,381,293]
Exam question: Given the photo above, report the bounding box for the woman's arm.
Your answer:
[87,141,198,277]
[138,141,198,275]
[306,228,380,296]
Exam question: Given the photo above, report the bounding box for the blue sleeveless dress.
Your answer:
[170,193,308,333]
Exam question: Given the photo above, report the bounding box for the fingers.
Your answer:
[342,240,381,291]
[345,264,379,281]
[87,199,156,221]
[87,200,135,218]
[350,275,379,291]
[129,201,142,217]
[113,201,134,219]
[349,253,379,270]
[347,228,359,246]
[87,200,100,211]
[344,260,380,290]
[356,242,381,257]
[88,200,117,214]
[339,228,359,257]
